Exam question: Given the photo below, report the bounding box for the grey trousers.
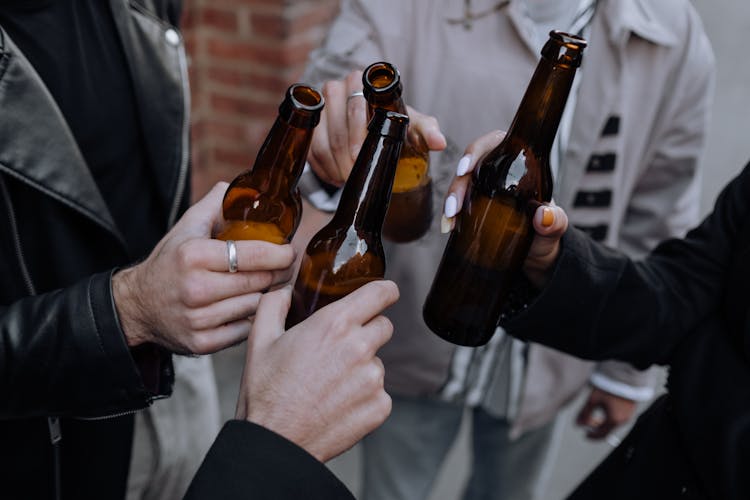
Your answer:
[361,394,560,500]
[126,356,221,500]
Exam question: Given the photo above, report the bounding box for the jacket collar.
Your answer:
[600,0,679,47]
[108,0,191,228]
[505,0,679,51]
[0,28,122,241]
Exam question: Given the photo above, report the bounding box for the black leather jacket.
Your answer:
[0,1,188,498]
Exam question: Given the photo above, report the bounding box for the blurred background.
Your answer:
[187,1,750,498]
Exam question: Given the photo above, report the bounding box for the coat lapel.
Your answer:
[108,0,190,226]
[0,28,121,240]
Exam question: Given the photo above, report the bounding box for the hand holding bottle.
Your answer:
[307,69,446,187]
[423,32,585,345]
[113,182,296,355]
[441,130,569,290]
[236,281,399,462]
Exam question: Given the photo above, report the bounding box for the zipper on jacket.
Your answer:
[1,175,63,497]
[167,35,191,229]
[48,417,62,500]
[1,174,37,296]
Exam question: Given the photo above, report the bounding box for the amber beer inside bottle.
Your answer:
[215,84,324,244]
[286,109,409,328]
[363,62,432,243]
[423,31,587,346]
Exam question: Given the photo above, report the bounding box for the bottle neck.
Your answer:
[251,116,313,195]
[366,95,407,120]
[333,133,403,234]
[504,55,577,155]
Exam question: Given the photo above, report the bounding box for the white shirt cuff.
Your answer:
[589,372,655,402]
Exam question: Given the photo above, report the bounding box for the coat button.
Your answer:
[165,28,180,46]
[623,445,635,462]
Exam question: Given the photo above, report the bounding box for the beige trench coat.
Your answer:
[302,0,715,436]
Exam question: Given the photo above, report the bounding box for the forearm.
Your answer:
[504,227,721,368]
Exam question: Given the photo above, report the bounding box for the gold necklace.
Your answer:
[445,0,511,30]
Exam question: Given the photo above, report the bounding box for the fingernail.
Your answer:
[444,194,458,218]
[351,145,361,160]
[542,207,554,227]
[456,155,471,177]
[440,215,455,234]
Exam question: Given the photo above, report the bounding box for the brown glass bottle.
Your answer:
[286,109,409,328]
[423,31,587,346]
[363,62,432,243]
[215,84,324,244]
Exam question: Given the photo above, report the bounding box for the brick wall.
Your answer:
[182,0,340,200]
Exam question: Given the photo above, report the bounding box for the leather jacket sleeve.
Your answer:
[0,270,172,419]
[185,420,355,500]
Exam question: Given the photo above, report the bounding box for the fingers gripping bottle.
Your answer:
[286,109,409,328]
[362,61,433,243]
[423,32,587,346]
[216,84,324,244]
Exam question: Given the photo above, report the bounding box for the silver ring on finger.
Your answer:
[226,239,239,273]
[347,90,365,102]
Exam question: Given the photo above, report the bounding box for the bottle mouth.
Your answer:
[549,30,588,50]
[543,31,587,68]
[363,62,402,96]
[280,84,325,127]
[288,84,325,112]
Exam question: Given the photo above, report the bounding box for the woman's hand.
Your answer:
[441,130,568,288]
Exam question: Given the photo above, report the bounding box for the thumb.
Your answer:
[175,181,229,236]
[249,286,292,352]
[528,205,568,260]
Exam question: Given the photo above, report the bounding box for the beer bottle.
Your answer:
[215,84,324,244]
[362,61,432,243]
[423,31,587,346]
[286,109,409,328]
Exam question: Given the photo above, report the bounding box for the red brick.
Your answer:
[250,12,286,38]
[205,120,251,143]
[207,66,291,94]
[210,93,278,118]
[201,7,239,32]
[213,146,254,168]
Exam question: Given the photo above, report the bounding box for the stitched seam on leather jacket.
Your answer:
[0,173,35,296]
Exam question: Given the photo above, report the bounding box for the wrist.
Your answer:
[112,266,152,347]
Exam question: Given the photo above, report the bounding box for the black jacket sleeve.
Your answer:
[0,270,172,419]
[184,420,355,500]
[502,163,750,368]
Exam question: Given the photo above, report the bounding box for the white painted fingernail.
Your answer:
[444,194,458,218]
[456,155,471,176]
[440,215,455,234]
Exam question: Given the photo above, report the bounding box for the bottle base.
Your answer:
[422,305,495,347]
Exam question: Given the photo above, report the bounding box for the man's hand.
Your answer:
[308,69,446,186]
[113,182,296,355]
[236,280,399,463]
[440,130,568,288]
[576,387,638,440]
